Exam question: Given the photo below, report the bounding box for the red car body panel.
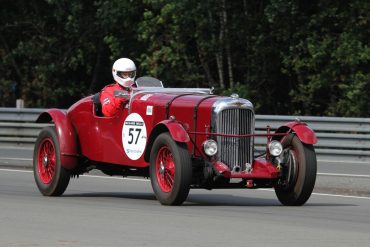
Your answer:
[62,92,222,168]
[157,120,190,143]
[68,96,148,167]
[213,159,279,179]
[36,109,79,170]
[276,121,317,144]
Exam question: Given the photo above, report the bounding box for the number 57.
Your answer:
[128,128,142,145]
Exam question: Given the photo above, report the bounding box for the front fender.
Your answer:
[144,120,190,162]
[36,109,79,170]
[275,121,317,144]
[159,120,190,143]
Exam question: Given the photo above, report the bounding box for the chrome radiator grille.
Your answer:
[215,108,254,171]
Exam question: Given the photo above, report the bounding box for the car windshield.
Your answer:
[135,76,163,88]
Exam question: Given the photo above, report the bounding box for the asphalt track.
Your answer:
[1,146,370,196]
[1,147,370,246]
[1,168,370,247]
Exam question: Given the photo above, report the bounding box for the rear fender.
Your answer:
[36,109,79,170]
[274,121,317,144]
[144,120,190,162]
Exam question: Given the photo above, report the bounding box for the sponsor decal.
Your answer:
[146,106,153,115]
[103,98,110,105]
[140,94,153,101]
[122,113,147,160]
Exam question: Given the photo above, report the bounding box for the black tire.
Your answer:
[33,126,70,196]
[275,134,317,206]
[149,132,192,205]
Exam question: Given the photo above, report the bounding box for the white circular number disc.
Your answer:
[122,113,147,160]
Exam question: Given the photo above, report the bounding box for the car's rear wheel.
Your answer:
[33,126,70,196]
[150,132,192,205]
[275,134,317,206]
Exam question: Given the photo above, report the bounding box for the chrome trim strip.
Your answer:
[211,97,254,134]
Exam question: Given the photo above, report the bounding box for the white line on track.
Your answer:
[318,172,370,178]
[1,157,369,164]
[0,168,149,182]
[1,155,369,164]
[317,159,370,165]
[311,192,370,200]
[0,168,32,173]
[258,188,370,200]
[1,168,370,200]
[0,157,32,161]
[1,163,369,178]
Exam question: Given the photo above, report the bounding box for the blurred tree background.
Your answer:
[0,0,369,116]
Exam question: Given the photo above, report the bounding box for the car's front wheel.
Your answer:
[33,126,70,196]
[149,132,192,205]
[274,134,317,206]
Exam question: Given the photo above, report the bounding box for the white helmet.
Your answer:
[112,58,136,88]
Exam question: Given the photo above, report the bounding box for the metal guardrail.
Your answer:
[0,107,369,163]
[254,116,370,162]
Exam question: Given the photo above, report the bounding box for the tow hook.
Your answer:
[246,180,254,188]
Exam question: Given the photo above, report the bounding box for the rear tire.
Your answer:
[150,133,192,205]
[275,134,317,206]
[33,126,70,196]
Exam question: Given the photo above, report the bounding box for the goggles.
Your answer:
[117,71,136,79]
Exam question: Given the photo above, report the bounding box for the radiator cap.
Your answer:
[230,93,239,99]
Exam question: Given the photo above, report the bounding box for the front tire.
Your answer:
[33,126,70,196]
[149,133,192,205]
[275,134,317,206]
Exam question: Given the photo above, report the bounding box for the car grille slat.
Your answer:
[216,108,254,171]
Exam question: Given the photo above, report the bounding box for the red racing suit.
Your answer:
[99,83,130,117]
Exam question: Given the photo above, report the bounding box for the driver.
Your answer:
[99,58,136,117]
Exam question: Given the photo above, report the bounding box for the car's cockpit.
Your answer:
[93,76,164,117]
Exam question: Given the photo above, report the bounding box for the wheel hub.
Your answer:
[43,155,48,167]
[279,149,298,189]
[159,162,165,175]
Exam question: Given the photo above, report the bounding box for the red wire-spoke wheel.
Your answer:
[150,132,192,205]
[156,146,175,193]
[275,134,317,206]
[37,138,56,184]
[33,126,70,196]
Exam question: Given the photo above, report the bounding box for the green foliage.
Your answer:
[280,1,370,116]
[0,0,369,116]
[222,83,262,111]
[137,0,205,87]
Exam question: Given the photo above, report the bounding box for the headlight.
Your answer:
[203,139,218,156]
[268,140,283,156]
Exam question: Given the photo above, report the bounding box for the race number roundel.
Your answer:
[122,113,147,160]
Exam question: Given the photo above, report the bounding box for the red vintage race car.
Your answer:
[33,77,317,206]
